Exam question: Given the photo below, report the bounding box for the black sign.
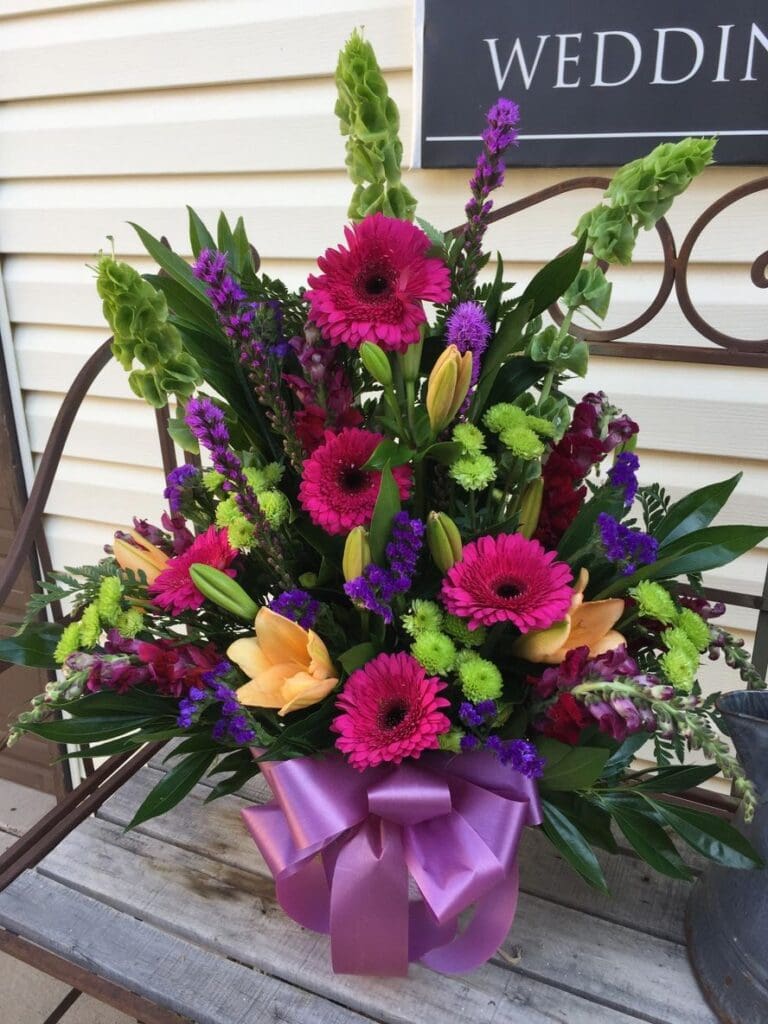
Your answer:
[415,0,768,167]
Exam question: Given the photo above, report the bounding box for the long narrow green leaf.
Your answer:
[128,751,217,829]
[611,806,694,880]
[520,232,587,318]
[541,799,609,892]
[653,802,764,869]
[0,622,62,668]
[130,223,207,302]
[187,206,216,257]
[655,474,742,547]
[368,465,401,565]
[24,716,156,743]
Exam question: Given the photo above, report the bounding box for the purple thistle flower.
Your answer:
[269,589,320,630]
[163,463,199,514]
[607,451,640,506]
[598,513,658,575]
[446,301,492,389]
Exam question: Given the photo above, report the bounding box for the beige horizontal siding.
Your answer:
[0,0,765,688]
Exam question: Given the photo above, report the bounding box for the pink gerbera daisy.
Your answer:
[150,525,237,615]
[305,213,451,352]
[298,428,412,535]
[442,533,573,633]
[332,652,451,770]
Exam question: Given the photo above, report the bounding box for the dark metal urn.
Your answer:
[687,691,768,1024]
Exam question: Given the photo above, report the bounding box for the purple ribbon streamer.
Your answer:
[242,750,542,976]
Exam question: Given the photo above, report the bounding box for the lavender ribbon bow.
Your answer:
[242,750,542,976]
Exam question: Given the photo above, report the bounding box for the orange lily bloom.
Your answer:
[228,607,339,716]
[113,530,169,584]
[513,569,625,664]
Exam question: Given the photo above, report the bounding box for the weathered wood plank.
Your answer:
[0,871,375,1024]
[128,761,696,943]
[39,814,647,1024]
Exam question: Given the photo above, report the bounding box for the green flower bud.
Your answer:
[630,581,677,624]
[517,477,543,540]
[458,655,503,702]
[678,608,711,653]
[54,621,82,666]
[257,489,290,529]
[202,469,226,493]
[452,422,485,456]
[343,526,371,582]
[215,496,255,549]
[79,603,102,648]
[402,599,443,638]
[244,463,284,493]
[411,630,457,675]
[449,453,496,492]
[443,614,486,648]
[660,647,698,692]
[427,511,463,572]
[438,728,465,754]
[116,608,145,638]
[97,575,123,626]
[188,564,258,621]
[401,335,423,383]
[359,341,393,387]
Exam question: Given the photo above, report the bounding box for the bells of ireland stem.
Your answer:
[426,345,472,435]
[517,478,544,540]
[427,511,463,572]
[343,526,371,582]
[359,342,392,388]
[188,564,258,621]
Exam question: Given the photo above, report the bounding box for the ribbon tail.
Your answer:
[418,861,520,974]
[329,818,410,976]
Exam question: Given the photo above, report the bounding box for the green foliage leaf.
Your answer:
[611,805,694,880]
[655,474,742,547]
[543,792,618,853]
[556,485,627,563]
[166,409,200,454]
[130,223,207,304]
[232,217,251,275]
[420,441,464,465]
[602,524,768,596]
[187,206,216,257]
[128,750,217,829]
[24,716,157,743]
[60,689,180,719]
[538,738,610,791]
[368,465,401,565]
[0,622,63,668]
[653,802,764,869]
[541,798,609,892]
[339,642,377,674]
[217,212,235,263]
[630,764,720,793]
[362,440,415,470]
[520,232,587,318]
[600,733,648,780]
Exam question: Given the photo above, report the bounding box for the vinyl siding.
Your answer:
[0,0,765,710]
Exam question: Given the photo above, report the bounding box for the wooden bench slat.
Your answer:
[0,871,376,1024]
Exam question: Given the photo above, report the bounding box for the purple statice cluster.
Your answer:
[163,463,200,515]
[445,301,492,393]
[607,451,640,507]
[455,98,520,298]
[598,512,658,575]
[344,513,425,624]
[269,589,319,630]
[177,661,256,745]
[458,700,544,778]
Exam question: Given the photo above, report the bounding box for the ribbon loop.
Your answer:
[243,750,540,975]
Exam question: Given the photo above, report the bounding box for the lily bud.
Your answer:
[343,526,371,582]
[188,564,259,621]
[359,342,392,387]
[517,478,544,539]
[113,529,169,584]
[427,511,463,572]
[401,333,424,383]
[426,345,472,434]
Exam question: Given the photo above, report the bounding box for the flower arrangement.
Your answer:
[5,31,767,976]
